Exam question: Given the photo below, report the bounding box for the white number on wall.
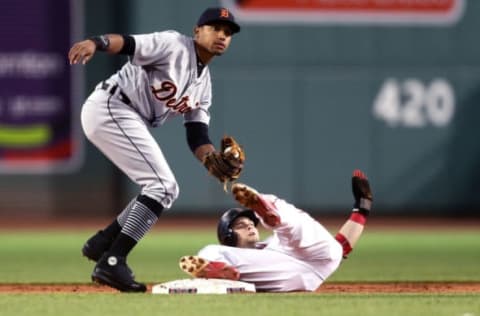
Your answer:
[373,78,455,127]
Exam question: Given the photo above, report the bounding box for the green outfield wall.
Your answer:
[1,0,479,216]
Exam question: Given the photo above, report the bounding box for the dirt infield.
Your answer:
[0,282,479,294]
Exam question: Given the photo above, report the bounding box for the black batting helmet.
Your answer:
[217,208,259,246]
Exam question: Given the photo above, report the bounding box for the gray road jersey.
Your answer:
[108,30,212,127]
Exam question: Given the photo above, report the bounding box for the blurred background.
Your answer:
[0,0,478,220]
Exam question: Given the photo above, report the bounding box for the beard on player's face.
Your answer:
[236,234,259,248]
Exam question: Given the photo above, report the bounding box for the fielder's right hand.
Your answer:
[68,39,97,65]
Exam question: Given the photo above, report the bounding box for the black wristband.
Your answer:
[89,35,110,51]
[185,122,212,153]
[119,35,136,55]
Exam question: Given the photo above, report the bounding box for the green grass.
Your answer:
[0,230,215,283]
[0,229,479,316]
[0,294,478,316]
[333,231,480,281]
[1,230,479,283]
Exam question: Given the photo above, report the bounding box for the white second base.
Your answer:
[151,278,256,294]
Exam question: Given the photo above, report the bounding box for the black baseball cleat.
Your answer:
[82,231,113,262]
[351,169,373,216]
[91,252,146,293]
[82,231,135,278]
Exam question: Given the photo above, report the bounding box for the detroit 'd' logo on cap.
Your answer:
[220,8,230,18]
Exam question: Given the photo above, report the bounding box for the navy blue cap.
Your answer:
[197,7,240,34]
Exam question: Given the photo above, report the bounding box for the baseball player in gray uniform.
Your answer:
[180,170,372,292]
[68,7,242,292]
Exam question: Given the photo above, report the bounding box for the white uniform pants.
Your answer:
[198,194,343,292]
[80,84,179,209]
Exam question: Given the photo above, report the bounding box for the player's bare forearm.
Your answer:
[100,34,126,54]
[194,144,216,162]
[68,34,125,65]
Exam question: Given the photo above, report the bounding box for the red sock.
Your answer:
[350,212,367,225]
[335,233,352,257]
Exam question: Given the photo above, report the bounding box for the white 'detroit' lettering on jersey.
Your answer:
[151,81,199,114]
